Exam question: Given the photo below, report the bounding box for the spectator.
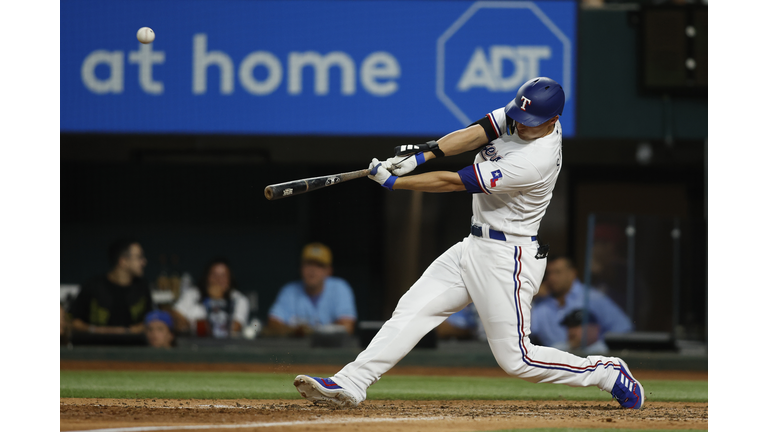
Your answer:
[172,257,250,338]
[561,309,609,354]
[530,255,632,352]
[69,238,153,336]
[266,243,356,337]
[144,310,175,348]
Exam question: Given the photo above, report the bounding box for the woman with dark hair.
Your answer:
[172,258,250,338]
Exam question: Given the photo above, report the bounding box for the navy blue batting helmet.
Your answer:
[505,77,565,127]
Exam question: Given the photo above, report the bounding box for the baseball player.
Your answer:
[294,77,645,410]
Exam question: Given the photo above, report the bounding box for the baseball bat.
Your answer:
[264,168,371,200]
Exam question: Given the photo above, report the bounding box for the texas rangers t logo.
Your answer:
[490,170,502,187]
[520,96,532,111]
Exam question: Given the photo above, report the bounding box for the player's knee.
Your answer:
[497,356,529,377]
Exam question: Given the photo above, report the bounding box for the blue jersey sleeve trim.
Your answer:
[458,165,484,194]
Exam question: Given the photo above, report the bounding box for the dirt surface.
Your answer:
[60,398,708,431]
[60,361,707,431]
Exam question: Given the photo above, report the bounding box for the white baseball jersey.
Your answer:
[325,107,626,407]
[457,107,562,236]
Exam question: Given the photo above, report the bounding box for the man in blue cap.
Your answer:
[294,77,644,411]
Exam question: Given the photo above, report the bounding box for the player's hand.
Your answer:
[386,154,420,176]
[368,158,397,190]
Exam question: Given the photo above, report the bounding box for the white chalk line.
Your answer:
[65,415,447,432]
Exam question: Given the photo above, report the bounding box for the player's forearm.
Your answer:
[424,125,487,161]
[393,171,465,192]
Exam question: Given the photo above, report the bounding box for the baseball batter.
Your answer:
[294,77,645,410]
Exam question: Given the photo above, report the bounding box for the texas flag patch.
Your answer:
[457,164,503,195]
[490,170,502,187]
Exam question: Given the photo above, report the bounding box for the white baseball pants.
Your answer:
[333,235,622,402]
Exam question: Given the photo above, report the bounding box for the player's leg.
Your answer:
[464,237,644,408]
[297,239,472,406]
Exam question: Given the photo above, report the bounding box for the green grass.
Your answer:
[60,370,707,402]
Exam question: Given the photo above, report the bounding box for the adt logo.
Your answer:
[437,2,572,126]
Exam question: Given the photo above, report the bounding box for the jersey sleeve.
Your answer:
[470,107,507,142]
[457,155,541,195]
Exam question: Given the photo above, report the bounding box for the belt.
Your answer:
[470,224,536,242]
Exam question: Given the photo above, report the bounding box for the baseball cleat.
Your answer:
[293,375,359,408]
[611,359,646,409]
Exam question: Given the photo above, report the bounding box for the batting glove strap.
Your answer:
[382,175,398,191]
[394,140,443,158]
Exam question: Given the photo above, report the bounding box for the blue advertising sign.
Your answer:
[61,0,577,136]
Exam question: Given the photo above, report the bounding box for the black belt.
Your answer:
[470,225,536,242]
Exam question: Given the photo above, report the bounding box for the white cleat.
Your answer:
[293,375,359,408]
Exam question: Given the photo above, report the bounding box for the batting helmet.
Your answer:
[504,77,565,127]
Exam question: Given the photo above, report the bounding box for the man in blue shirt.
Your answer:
[531,256,632,352]
[267,243,357,336]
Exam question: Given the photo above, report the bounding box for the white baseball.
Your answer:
[137,27,155,44]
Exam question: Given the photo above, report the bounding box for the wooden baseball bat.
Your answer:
[264,168,371,200]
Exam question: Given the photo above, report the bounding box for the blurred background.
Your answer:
[60,0,707,355]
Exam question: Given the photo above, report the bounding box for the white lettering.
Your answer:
[239,51,283,95]
[490,46,524,91]
[360,52,400,96]
[457,47,495,91]
[128,43,165,95]
[288,51,356,95]
[193,33,234,95]
[516,46,551,80]
[81,50,124,94]
[457,45,552,92]
[520,95,532,110]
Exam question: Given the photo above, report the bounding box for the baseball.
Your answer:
[137,27,155,44]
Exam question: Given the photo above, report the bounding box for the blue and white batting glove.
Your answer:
[386,153,425,176]
[368,158,398,191]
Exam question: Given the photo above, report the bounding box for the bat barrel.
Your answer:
[264,168,371,201]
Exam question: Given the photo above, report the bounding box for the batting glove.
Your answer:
[368,158,398,191]
[385,153,425,176]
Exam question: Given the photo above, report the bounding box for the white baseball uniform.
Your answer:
[331,108,624,403]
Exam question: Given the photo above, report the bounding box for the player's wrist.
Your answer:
[382,175,398,191]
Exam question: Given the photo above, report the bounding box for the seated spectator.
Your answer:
[69,238,153,336]
[436,304,484,340]
[172,257,250,338]
[265,243,356,337]
[530,255,632,352]
[561,309,609,354]
[144,310,175,348]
